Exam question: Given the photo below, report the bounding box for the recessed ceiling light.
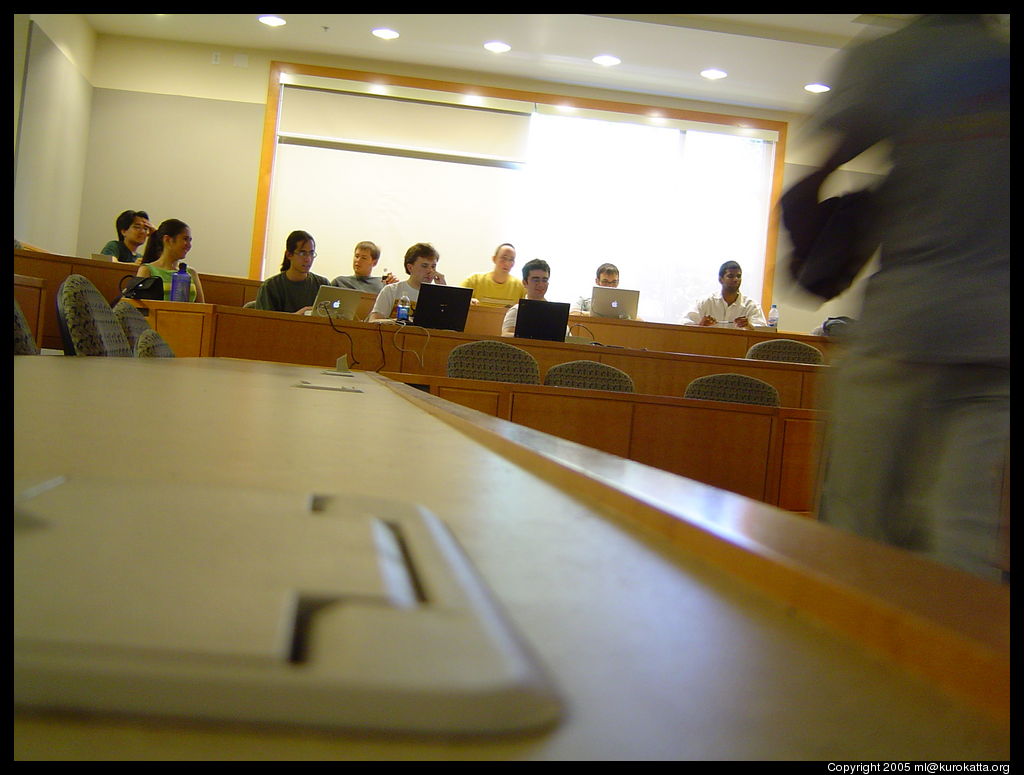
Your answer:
[372,28,400,40]
[484,41,511,54]
[700,68,728,80]
[804,83,831,94]
[592,54,621,67]
[258,16,286,27]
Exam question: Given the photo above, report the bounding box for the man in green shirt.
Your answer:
[254,230,331,314]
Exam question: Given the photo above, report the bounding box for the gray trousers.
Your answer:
[819,353,1009,581]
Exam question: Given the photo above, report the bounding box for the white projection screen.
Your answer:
[263,78,777,323]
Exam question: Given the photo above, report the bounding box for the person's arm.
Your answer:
[368,285,396,321]
[253,279,277,311]
[461,274,479,304]
[501,305,518,336]
[136,264,152,278]
[683,298,711,326]
[188,266,205,304]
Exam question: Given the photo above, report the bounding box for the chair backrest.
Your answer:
[134,328,176,358]
[745,338,824,365]
[56,274,133,356]
[683,373,780,407]
[14,298,41,355]
[447,340,540,384]
[544,360,635,393]
[112,300,152,352]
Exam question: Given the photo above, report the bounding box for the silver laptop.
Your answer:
[590,286,639,320]
[306,286,365,320]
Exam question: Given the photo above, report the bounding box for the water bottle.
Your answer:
[396,294,411,322]
[170,262,191,302]
[767,304,779,329]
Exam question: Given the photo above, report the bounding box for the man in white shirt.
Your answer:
[683,261,766,328]
[368,243,446,320]
[502,259,550,336]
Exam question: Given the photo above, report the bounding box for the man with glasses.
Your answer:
[254,230,331,314]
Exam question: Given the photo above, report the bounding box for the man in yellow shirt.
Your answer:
[460,242,526,308]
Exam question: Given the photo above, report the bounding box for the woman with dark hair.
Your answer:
[253,230,331,314]
[135,219,205,302]
[100,209,153,263]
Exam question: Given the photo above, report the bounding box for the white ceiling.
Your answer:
[81,13,915,114]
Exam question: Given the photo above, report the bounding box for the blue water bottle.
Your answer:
[170,262,191,302]
[396,294,411,322]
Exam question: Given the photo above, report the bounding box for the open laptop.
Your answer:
[589,286,640,320]
[305,286,365,320]
[513,299,570,342]
[412,284,473,332]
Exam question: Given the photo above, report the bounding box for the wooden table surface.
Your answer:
[13,356,1008,760]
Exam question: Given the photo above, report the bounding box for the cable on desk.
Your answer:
[392,323,429,369]
[568,322,595,340]
[318,303,361,368]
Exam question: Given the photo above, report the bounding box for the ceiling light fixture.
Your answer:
[484,41,511,54]
[700,68,728,80]
[592,54,621,67]
[804,83,831,94]
[372,28,400,40]
[258,16,286,27]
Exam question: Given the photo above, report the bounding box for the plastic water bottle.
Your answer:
[396,294,411,322]
[767,304,779,329]
[170,262,191,302]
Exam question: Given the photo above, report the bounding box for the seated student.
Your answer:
[100,210,154,264]
[570,262,619,316]
[369,242,446,321]
[331,241,397,294]
[135,219,206,302]
[254,230,330,314]
[682,260,765,328]
[460,242,526,307]
[502,259,551,336]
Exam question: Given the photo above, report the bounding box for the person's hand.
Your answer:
[133,256,144,265]
[433,272,446,285]
[295,306,313,315]
[382,272,398,285]
[699,315,717,327]
[734,316,749,328]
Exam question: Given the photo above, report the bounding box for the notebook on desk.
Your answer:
[589,287,639,320]
[412,284,473,331]
[305,286,365,320]
[513,299,570,342]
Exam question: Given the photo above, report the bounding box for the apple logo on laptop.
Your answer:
[611,301,619,308]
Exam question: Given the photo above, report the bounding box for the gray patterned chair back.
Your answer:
[14,298,40,355]
[447,340,540,384]
[745,338,824,365]
[56,274,132,356]
[683,373,780,407]
[134,328,176,358]
[112,300,152,352]
[544,360,635,393]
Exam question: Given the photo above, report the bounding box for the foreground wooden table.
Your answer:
[13,357,1007,760]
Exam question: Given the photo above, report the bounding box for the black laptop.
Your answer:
[513,299,570,342]
[411,284,473,332]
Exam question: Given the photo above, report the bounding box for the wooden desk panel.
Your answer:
[14,274,46,349]
[13,358,1008,758]
[126,300,215,357]
[570,314,840,362]
[384,372,814,511]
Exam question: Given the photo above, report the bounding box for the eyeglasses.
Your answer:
[295,250,317,258]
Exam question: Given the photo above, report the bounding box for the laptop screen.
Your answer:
[310,286,365,320]
[412,284,473,331]
[513,299,570,342]
[589,287,640,320]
